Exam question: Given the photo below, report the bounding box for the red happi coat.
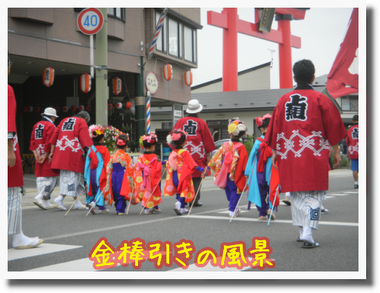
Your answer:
[49,116,93,174]
[346,124,359,160]
[173,115,216,177]
[8,85,24,188]
[30,120,60,177]
[264,85,346,193]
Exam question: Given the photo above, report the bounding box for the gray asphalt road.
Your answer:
[8,169,361,275]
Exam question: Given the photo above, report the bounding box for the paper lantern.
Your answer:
[108,104,113,110]
[80,73,91,93]
[24,106,33,113]
[115,102,123,109]
[126,101,132,108]
[86,105,92,112]
[34,106,41,113]
[70,105,77,112]
[78,105,85,111]
[42,66,54,87]
[184,70,193,87]
[62,106,69,113]
[163,64,173,81]
[113,77,122,95]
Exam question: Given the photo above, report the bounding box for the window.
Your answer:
[337,95,358,111]
[155,10,197,63]
[184,26,197,63]
[155,10,167,53]
[107,8,124,20]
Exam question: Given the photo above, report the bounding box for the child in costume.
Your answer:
[164,129,204,215]
[134,133,163,215]
[245,114,277,220]
[104,134,135,215]
[208,118,248,217]
[84,125,111,214]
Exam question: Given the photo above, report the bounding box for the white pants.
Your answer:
[37,176,58,200]
[8,187,22,235]
[290,191,324,230]
[59,170,84,197]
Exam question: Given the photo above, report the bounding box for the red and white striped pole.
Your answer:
[147,8,168,60]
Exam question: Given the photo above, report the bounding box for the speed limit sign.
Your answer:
[77,8,104,35]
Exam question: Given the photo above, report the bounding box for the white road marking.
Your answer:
[9,243,82,261]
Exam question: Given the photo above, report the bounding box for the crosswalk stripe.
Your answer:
[9,243,82,261]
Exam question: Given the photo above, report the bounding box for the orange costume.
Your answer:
[134,153,163,209]
[104,149,135,207]
[163,148,198,203]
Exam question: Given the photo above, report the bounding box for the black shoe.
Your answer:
[193,202,203,207]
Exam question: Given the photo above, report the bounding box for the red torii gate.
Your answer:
[207,8,307,91]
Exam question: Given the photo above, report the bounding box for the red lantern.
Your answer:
[24,106,33,113]
[108,104,113,110]
[184,70,193,87]
[113,77,122,95]
[86,105,92,112]
[54,106,60,113]
[116,102,123,109]
[78,105,85,111]
[42,66,54,87]
[62,106,69,113]
[163,64,173,81]
[126,101,132,108]
[80,73,91,93]
[70,105,77,112]
[34,106,41,113]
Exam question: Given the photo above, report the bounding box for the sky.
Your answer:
[192,7,355,89]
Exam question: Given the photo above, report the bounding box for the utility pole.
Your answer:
[95,8,108,126]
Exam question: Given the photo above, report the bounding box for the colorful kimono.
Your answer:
[209,140,248,212]
[50,116,93,174]
[84,145,110,207]
[104,149,135,213]
[164,148,198,203]
[134,153,163,209]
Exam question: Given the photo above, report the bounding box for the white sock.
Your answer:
[74,198,83,208]
[54,195,64,203]
[355,181,358,184]
[299,226,303,237]
[12,232,39,247]
[35,194,43,202]
[301,226,314,243]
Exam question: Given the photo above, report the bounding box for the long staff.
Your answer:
[86,191,104,216]
[64,186,86,217]
[187,168,208,218]
[267,184,280,226]
[139,168,167,216]
[229,181,249,223]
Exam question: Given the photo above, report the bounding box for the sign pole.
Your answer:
[90,35,94,78]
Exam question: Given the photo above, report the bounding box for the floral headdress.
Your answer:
[139,133,158,148]
[89,124,104,138]
[227,119,247,136]
[166,129,187,148]
[255,113,272,128]
[116,133,129,146]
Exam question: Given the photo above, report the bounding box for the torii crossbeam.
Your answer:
[207,8,307,91]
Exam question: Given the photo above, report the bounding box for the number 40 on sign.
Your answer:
[77,8,104,35]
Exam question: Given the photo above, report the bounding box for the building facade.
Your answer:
[8,7,201,155]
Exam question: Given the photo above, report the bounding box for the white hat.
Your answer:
[41,107,58,118]
[186,99,203,114]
